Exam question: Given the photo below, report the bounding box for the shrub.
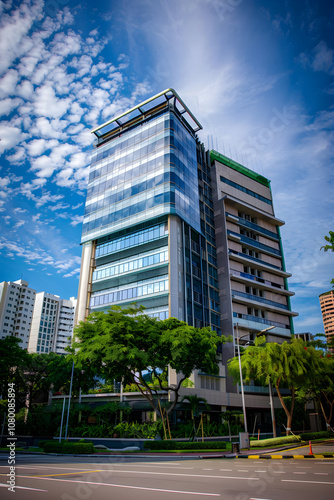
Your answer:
[300,431,333,441]
[144,440,227,451]
[43,441,95,454]
[250,435,301,448]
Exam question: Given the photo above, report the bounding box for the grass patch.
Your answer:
[250,435,301,448]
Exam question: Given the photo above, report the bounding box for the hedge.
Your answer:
[43,441,95,454]
[300,431,333,441]
[250,435,301,448]
[144,440,227,451]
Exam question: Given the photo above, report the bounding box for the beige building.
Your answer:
[319,290,334,344]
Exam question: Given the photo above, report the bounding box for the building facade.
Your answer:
[0,279,76,354]
[76,88,297,408]
[28,292,76,355]
[319,290,334,344]
[0,279,36,349]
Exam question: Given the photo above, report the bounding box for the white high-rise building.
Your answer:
[0,279,36,349]
[55,297,77,355]
[28,293,76,355]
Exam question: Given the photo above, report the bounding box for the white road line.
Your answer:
[273,471,286,474]
[0,483,47,492]
[293,472,307,474]
[12,476,221,496]
[237,470,249,472]
[282,479,334,485]
[219,469,232,471]
[107,470,259,480]
[314,473,329,475]
[254,471,267,473]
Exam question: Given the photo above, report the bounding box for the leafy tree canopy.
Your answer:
[321,231,334,252]
[0,336,29,399]
[227,337,330,434]
[73,305,227,415]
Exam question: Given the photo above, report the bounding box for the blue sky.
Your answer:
[0,0,333,335]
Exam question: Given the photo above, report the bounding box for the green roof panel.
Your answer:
[210,150,271,188]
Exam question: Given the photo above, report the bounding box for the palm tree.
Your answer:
[181,395,209,440]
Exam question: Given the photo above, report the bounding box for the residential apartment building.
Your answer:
[319,290,334,344]
[0,279,36,349]
[76,88,297,411]
[28,292,76,355]
[0,279,76,354]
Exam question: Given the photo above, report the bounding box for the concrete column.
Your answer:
[75,241,95,325]
[168,216,185,320]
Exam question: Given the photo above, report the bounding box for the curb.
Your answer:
[237,453,334,459]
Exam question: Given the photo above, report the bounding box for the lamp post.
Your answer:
[236,323,248,434]
[235,324,275,438]
[64,361,75,441]
[255,326,276,437]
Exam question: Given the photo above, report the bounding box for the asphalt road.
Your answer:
[0,454,334,499]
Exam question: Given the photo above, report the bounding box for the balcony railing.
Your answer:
[228,249,282,270]
[226,212,279,240]
[233,312,290,329]
[227,230,281,256]
[230,269,284,290]
[232,290,289,310]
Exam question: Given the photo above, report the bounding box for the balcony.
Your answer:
[228,249,292,278]
[227,230,281,257]
[233,312,291,338]
[232,289,289,310]
[226,212,279,241]
[230,268,294,296]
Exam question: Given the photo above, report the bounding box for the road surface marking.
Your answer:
[0,483,47,492]
[273,471,286,473]
[314,473,329,475]
[282,479,334,485]
[32,469,103,477]
[254,471,267,473]
[12,476,221,496]
[237,470,249,472]
[219,469,232,471]
[87,469,260,481]
[293,472,306,474]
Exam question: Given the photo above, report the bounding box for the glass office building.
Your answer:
[76,89,297,403]
[76,89,221,334]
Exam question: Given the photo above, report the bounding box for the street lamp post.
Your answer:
[255,326,276,438]
[236,323,248,434]
[235,324,276,439]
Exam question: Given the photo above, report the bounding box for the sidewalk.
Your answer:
[236,441,334,459]
[2,441,334,460]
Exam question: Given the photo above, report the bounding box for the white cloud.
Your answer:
[34,83,71,118]
[0,123,28,153]
[0,69,19,97]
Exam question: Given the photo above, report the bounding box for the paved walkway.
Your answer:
[236,441,334,459]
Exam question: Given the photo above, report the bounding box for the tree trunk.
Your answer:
[275,383,295,435]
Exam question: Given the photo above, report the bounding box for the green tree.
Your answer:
[227,337,327,435]
[302,336,334,430]
[181,394,209,438]
[320,231,334,252]
[73,305,226,417]
[321,231,334,288]
[0,337,28,400]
